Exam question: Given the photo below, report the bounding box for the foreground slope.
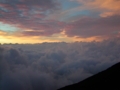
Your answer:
[58,62,120,90]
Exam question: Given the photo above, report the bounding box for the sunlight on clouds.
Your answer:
[100,11,120,17]
[0,0,120,44]
[0,35,62,44]
[0,33,106,44]
[69,0,120,17]
[0,29,104,44]
[72,36,105,42]
[88,0,120,11]
[40,31,74,42]
[50,30,105,42]
[25,29,45,32]
[87,0,120,17]
[0,31,7,35]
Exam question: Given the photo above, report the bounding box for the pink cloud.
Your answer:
[16,4,28,10]
[0,0,63,36]
[0,3,14,10]
[22,31,44,36]
[71,0,120,17]
[16,19,65,36]
[65,15,120,38]
[32,14,45,18]
[0,3,8,7]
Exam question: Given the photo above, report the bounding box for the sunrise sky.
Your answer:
[0,0,120,43]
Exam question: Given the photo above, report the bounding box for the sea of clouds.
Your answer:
[0,38,120,90]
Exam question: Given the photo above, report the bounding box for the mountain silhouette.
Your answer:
[58,62,120,90]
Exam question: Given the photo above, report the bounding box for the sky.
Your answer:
[0,0,120,43]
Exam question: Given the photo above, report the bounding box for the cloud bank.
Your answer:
[65,15,120,38]
[0,0,65,36]
[70,0,120,17]
[0,0,120,40]
[0,38,120,90]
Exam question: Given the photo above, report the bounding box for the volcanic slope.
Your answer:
[58,62,120,90]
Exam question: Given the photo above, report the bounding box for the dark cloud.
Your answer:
[65,15,120,38]
[0,38,120,90]
[0,46,6,78]
[1,70,54,90]
[0,0,59,12]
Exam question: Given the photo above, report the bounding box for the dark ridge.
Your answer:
[58,62,120,90]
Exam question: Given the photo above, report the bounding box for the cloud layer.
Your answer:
[0,0,64,36]
[0,38,120,90]
[65,15,120,38]
[0,0,120,41]
[71,0,120,17]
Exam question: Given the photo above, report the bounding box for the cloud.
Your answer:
[0,0,64,36]
[0,31,8,35]
[70,0,120,17]
[1,0,120,39]
[1,69,54,90]
[0,38,120,89]
[64,15,120,38]
[21,21,65,36]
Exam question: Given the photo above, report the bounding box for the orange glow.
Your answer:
[0,31,8,35]
[72,36,105,42]
[0,35,61,44]
[0,32,106,44]
[70,0,120,17]
[25,29,44,32]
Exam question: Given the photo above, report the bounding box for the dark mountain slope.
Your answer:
[58,62,120,90]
